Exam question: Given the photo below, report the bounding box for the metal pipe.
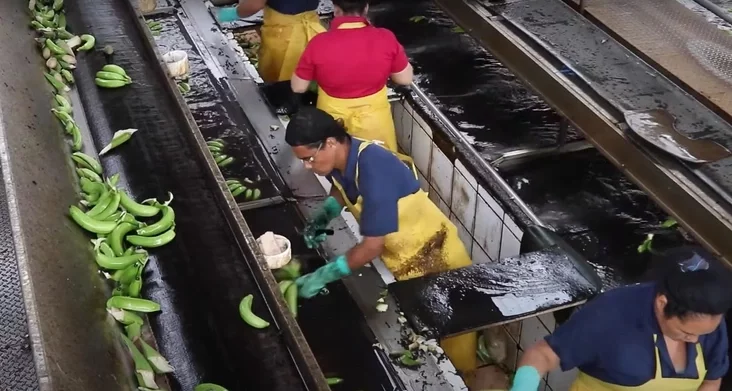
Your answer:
[690,0,732,26]
[409,83,546,227]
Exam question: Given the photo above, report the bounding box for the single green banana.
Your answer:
[70,124,82,151]
[126,229,176,248]
[101,64,127,76]
[231,186,246,197]
[77,34,95,51]
[107,308,143,325]
[95,191,121,220]
[218,156,234,167]
[45,39,65,55]
[95,71,130,82]
[118,262,140,284]
[238,294,270,329]
[95,78,128,88]
[119,191,158,217]
[285,283,298,317]
[95,251,145,270]
[60,69,74,84]
[44,72,69,92]
[135,205,173,236]
[86,190,112,217]
[71,152,103,174]
[107,296,160,312]
[76,167,102,183]
[108,222,138,256]
[57,13,66,29]
[69,205,117,234]
[206,140,225,148]
[128,278,142,298]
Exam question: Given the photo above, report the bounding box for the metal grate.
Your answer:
[0,168,39,391]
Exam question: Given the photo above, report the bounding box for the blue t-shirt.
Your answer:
[328,138,420,237]
[267,0,319,15]
[546,282,729,385]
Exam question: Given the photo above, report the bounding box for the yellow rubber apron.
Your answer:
[315,22,398,152]
[571,335,706,391]
[332,141,477,376]
[258,7,325,83]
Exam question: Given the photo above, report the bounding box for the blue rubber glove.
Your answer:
[303,196,342,249]
[217,7,240,22]
[295,255,351,298]
[510,366,541,391]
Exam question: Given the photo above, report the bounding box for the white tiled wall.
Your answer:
[391,100,523,264]
[392,100,576,390]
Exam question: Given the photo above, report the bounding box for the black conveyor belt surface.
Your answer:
[482,0,732,205]
[0,171,38,390]
[63,1,305,390]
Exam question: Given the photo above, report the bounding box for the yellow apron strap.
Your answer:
[352,139,417,181]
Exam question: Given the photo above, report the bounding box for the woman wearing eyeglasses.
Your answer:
[285,107,479,384]
[511,246,732,391]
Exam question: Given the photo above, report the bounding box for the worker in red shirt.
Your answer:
[217,0,325,82]
[290,0,414,152]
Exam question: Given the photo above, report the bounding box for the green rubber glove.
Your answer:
[295,255,351,298]
[510,366,541,391]
[303,196,342,249]
[217,7,240,22]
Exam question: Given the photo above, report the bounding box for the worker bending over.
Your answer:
[512,246,732,391]
[217,0,325,82]
[285,107,477,383]
[290,0,413,152]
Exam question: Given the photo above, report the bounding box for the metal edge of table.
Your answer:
[125,1,330,389]
[433,0,732,265]
[176,0,460,389]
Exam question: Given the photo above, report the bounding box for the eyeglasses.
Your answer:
[300,142,323,164]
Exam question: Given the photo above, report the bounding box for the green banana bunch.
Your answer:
[95,64,132,88]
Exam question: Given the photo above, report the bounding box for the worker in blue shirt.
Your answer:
[217,0,325,82]
[512,246,732,391]
[284,107,480,385]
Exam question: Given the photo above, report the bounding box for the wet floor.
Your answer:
[149,11,391,391]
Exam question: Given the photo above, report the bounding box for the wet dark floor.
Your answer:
[150,11,392,391]
[368,0,582,160]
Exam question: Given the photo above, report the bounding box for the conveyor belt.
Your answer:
[579,0,732,117]
[62,0,319,389]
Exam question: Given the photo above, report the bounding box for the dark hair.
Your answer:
[656,246,732,319]
[333,0,368,14]
[285,107,350,148]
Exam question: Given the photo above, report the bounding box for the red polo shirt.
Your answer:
[294,16,410,99]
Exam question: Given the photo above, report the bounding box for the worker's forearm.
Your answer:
[237,0,267,17]
[517,340,561,376]
[328,186,346,207]
[345,238,384,270]
[698,379,721,391]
